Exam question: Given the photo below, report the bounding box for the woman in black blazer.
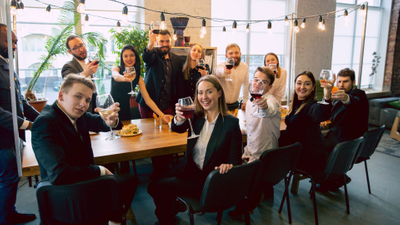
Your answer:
[148,75,242,225]
[279,71,334,173]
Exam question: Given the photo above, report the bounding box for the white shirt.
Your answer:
[243,93,281,163]
[76,57,88,73]
[215,62,249,103]
[268,68,287,105]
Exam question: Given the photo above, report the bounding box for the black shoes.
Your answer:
[12,212,36,224]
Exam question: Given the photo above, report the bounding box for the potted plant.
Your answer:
[25,0,107,111]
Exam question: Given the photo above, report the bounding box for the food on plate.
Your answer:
[118,124,139,135]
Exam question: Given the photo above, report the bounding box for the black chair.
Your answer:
[258,143,302,224]
[177,160,263,225]
[296,137,364,225]
[36,176,122,225]
[352,125,385,194]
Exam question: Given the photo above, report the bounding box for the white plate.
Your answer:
[116,130,143,137]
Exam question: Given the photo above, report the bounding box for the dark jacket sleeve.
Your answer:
[31,116,101,185]
[142,47,157,66]
[171,117,190,134]
[61,62,79,78]
[22,99,39,122]
[308,100,332,123]
[227,116,242,166]
[84,112,123,132]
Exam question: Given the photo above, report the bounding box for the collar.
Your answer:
[0,55,9,64]
[56,101,77,125]
[205,113,219,124]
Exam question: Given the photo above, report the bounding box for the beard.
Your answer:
[234,56,241,66]
[0,48,13,59]
[72,51,87,61]
[158,45,171,56]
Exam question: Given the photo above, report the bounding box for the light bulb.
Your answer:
[160,21,167,30]
[301,18,306,28]
[285,16,289,26]
[223,26,226,36]
[200,27,207,35]
[77,3,85,14]
[84,14,89,27]
[122,14,128,24]
[173,34,177,40]
[117,21,122,34]
[16,2,24,16]
[294,26,300,33]
[294,19,299,33]
[200,33,204,39]
[246,23,250,33]
[10,0,17,16]
[360,4,366,17]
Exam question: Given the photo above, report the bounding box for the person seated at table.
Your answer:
[182,44,210,99]
[31,74,138,224]
[147,75,242,225]
[279,71,334,174]
[111,44,172,122]
[264,52,288,105]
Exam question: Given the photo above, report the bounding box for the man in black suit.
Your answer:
[31,74,137,223]
[136,29,185,177]
[61,35,99,113]
[0,23,39,225]
[320,68,369,191]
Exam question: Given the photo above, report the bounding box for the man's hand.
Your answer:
[224,68,232,75]
[215,164,233,174]
[82,60,99,77]
[332,90,348,102]
[148,30,157,50]
[95,103,120,127]
[254,96,268,110]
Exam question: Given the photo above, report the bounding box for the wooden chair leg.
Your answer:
[126,206,137,225]
[364,161,371,194]
[291,174,300,194]
[390,115,400,141]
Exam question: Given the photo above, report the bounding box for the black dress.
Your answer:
[279,99,332,173]
[110,66,140,120]
[183,64,210,99]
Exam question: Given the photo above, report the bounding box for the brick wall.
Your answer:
[386,0,400,95]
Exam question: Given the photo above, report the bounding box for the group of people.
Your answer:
[0,22,369,225]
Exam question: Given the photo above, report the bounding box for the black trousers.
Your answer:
[114,174,138,222]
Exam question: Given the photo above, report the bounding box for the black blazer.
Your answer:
[325,88,369,149]
[0,59,39,148]
[31,101,122,185]
[171,113,242,180]
[135,48,184,110]
[61,57,83,78]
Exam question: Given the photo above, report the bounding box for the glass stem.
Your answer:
[130,80,134,93]
[188,118,195,136]
[109,119,114,138]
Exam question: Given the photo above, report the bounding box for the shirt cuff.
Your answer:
[342,94,351,105]
[174,116,186,125]
[99,165,106,176]
[20,120,30,130]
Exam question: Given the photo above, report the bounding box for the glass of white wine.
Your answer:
[96,93,118,140]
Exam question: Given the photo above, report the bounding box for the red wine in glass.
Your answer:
[152,29,160,34]
[251,93,263,99]
[225,64,234,70]
[248,79,265,118]
[182,108,195,118]
[196,65,204,70]
[178,97,199,139]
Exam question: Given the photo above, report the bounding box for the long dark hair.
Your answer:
[119,44,141,76]
[264,52,282,78]
[290,71,316,115]
[182,44,204,80]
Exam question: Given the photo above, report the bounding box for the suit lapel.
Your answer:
[52,102,84,142]
[187,117,205,155]
[72,58,84,72]
[203,114,223,167]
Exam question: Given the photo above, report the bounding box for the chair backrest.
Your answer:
[259,142,302,185]
[36,176,120,225]
[356,125,385,161]
[324,137,364,177]
[199,160,263,213]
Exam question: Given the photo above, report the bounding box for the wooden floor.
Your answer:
[15,151,400,225]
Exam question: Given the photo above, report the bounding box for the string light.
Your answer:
[285,16,289,26]
[293,19,299,33]
[267,21,272,34]
[117,21,122,33]
[360,4,366,17]
[77,0,85,14]
[223,26,226,36]
[232,20,237,35]
[83,14,89,27]
[45,5,51,13]
[200,18,207,35]
[318,15,323,30]
[322,19,326,30]
[246,23,250,33]
[16,2,24,16]
[10,0,17,16]
[301,18,306,28]
[160,12,167,30]
[122,6,128,24]
[173,29,177,40]
[344,9,349,26]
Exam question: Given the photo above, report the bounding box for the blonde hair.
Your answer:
[60,74,96,93]
[182,44,204,80]
[194,76,229,118]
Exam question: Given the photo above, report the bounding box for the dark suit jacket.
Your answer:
[61,57,83,78]
[0,58,39,148]
[325,88,369,150]
[171,114,242,180]
[31,101,122,185]
[135,48,184,110]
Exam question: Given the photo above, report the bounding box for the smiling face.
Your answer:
[225,46,241,66]
[190,45,203,61]
[67,37,87,61]
[158,34,171,55]
[295,75,315,100]
[264,54,278,67]
[122,49,136,67]
[58,82,93,119]
[197,80,221,114]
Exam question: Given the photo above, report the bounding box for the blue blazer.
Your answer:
[0,59,39,148]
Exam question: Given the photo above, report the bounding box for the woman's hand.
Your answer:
[175,103,186,122]
[198,67,208,76]
[215,164,233,174]
[123,71,136,82]
[162,114,172,123]
[114,73,131,82]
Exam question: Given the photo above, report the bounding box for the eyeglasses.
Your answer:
[71,43,85,51]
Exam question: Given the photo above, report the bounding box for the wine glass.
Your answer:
[269,64,277,76]
[196,59,206,72]
[125,66,136,95]
[318,69,333,105]
[96,94,118,141]
[150,21,161,47]
[178,97,199,139]
[88,52,100,80]
[249,78,265,118]
[225,58,234,81]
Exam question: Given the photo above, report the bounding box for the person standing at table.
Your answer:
[61,35,99,113]
[136,29,184,178]
[111,44,171,122]
[182,44,210,99]
[279,71,334,174]
[318,68,369,191]
[264,52,287,105]
[31,74,137,224]
[148,75,242,225]
[215,43,249,112]
[0,23,39,225]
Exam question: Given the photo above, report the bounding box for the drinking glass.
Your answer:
[225,58,234,81]
[249,78,265,118]
[88,52,100,80]
[96,94,118,141]
[178,97,199,139]
[318,69,333,105]
[196,59,206,72]
[150,21,161,47]
[125,66,136,95]
[269,64,277,76]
